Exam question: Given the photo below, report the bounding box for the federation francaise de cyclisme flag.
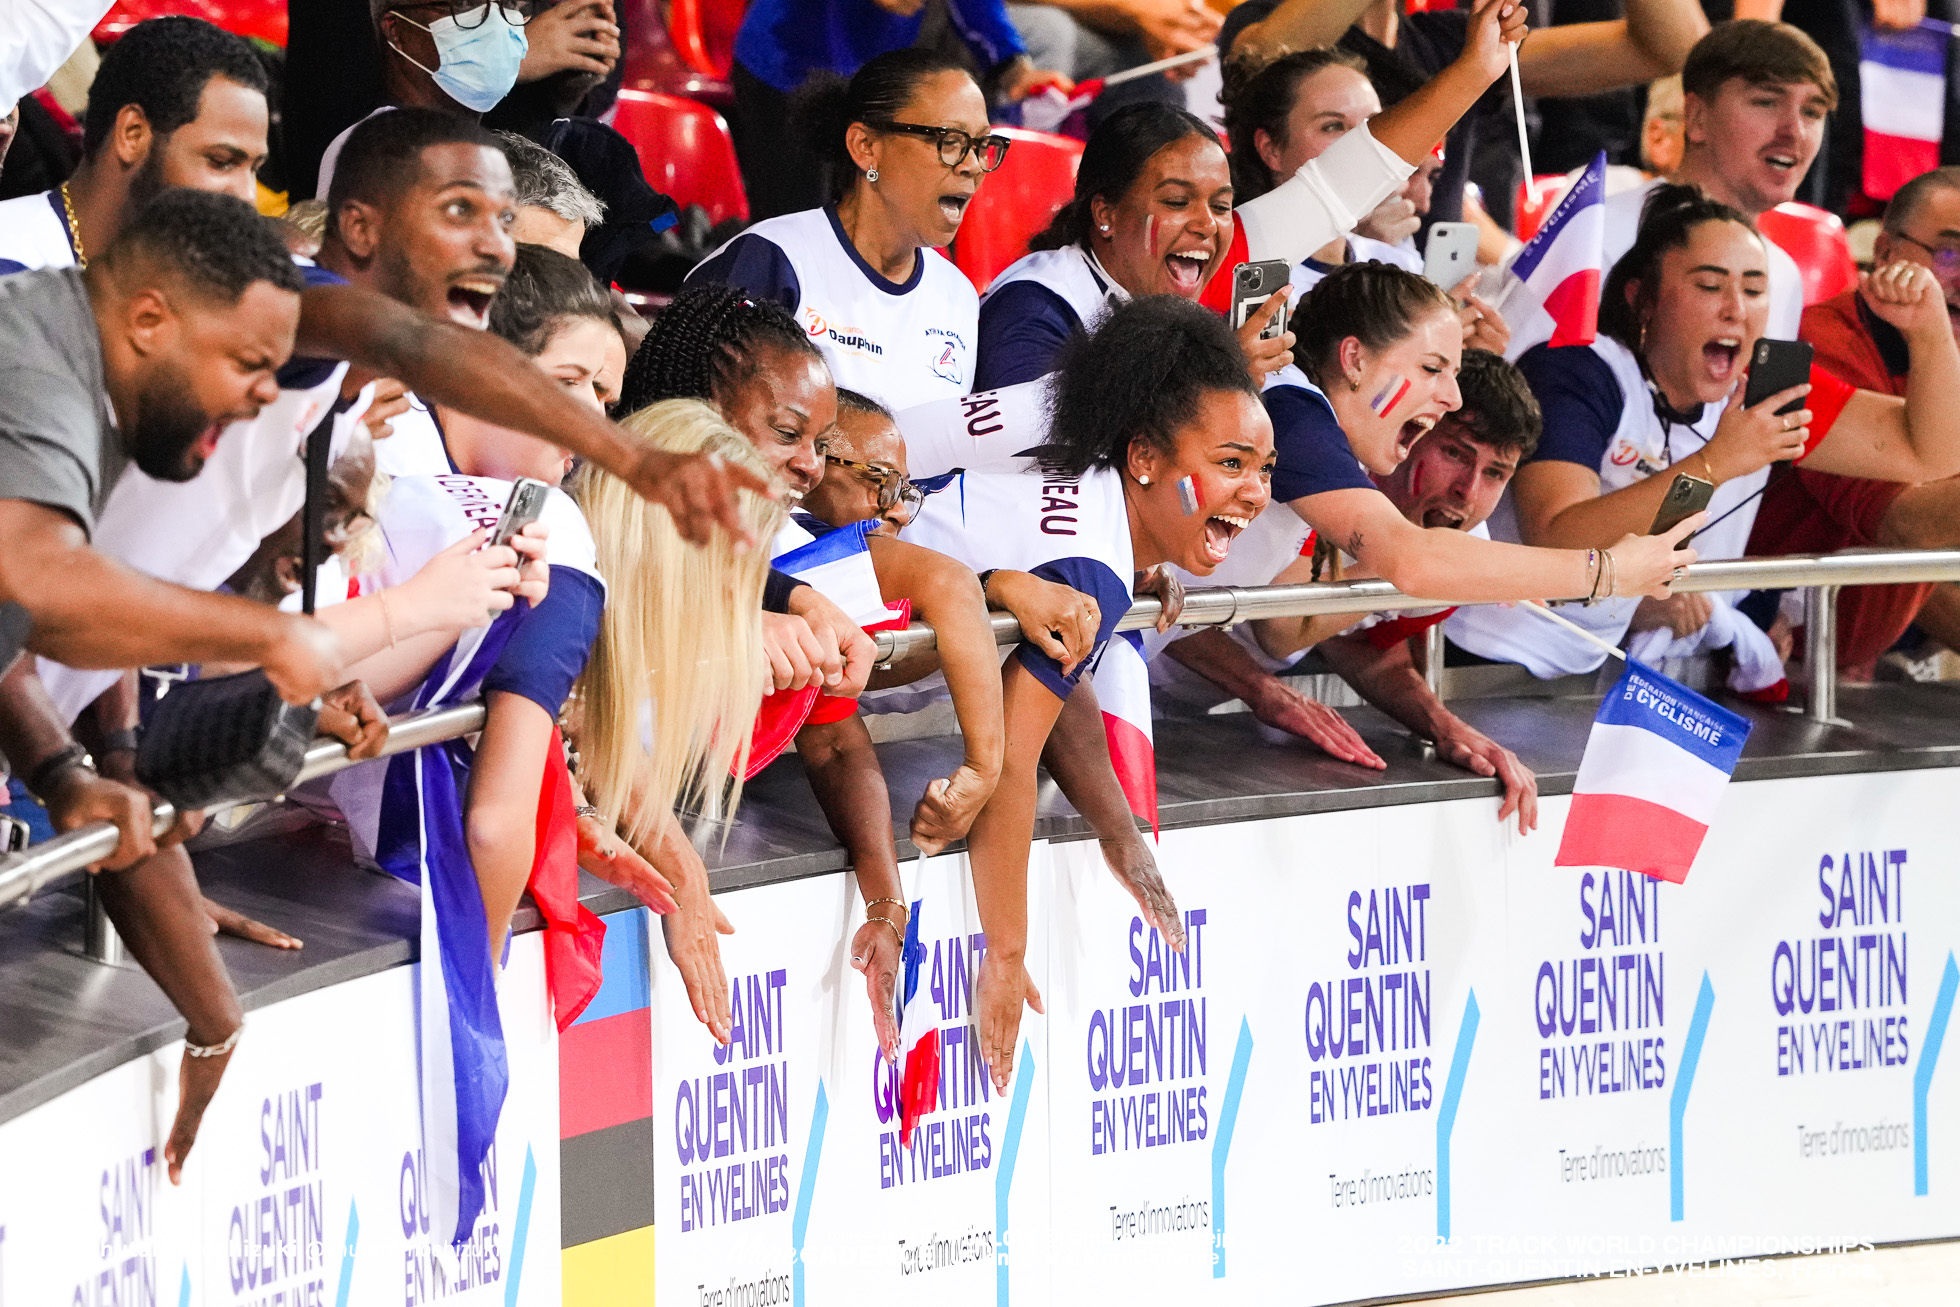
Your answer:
[1555,660,1751,884]
[1860,24,1946,202]
[1497,151,1608,357]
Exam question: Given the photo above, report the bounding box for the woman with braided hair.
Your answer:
[620,285,1135,1057]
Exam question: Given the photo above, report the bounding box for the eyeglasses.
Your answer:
[1888,230,1960,277]
[388,0,535,28]
[826,453,925,517]
[867,121,1012,172]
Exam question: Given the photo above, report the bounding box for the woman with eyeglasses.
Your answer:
[688,49,1019,411]
[621,286,1107,1055]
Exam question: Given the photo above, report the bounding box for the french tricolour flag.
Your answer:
[1095,631,1158,834]
[773,517,907,628]
[1861,25,1946,202]
[1497,151,1608,358]
[1555,660,1752,884]
[896,894,939,1145]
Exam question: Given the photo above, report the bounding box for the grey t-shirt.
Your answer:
[0,265,127,671]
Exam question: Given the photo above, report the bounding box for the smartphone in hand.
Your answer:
[1649,471,1715,549]
[1230,259,1291,339]
[1422,222,1479,290]
[1742,338,1812,416]
[491,477,550,549]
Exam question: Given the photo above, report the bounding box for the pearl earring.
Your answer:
[867,167,880,183]
[1099,224,1110,233]
[1138,474,1152,486]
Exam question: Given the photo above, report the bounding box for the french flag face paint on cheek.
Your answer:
[1369,375,1412,419]
[1176,474,1202,516]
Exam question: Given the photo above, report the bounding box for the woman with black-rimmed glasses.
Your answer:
[687,49,1027,411]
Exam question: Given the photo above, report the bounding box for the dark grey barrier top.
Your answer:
[4,682,1959,1125]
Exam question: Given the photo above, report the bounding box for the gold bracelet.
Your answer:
[1695,449,1717,484]
[864,896,908,914]
[865,914,905,947]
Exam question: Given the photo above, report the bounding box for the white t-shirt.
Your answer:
[373,394,453,477]
[686,206,978,411]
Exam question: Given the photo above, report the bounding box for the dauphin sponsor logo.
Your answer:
[802,308,884,355]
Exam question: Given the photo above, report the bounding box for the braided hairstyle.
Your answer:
[620,285,825,416]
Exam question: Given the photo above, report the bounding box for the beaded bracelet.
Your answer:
[186,1022,243,1059]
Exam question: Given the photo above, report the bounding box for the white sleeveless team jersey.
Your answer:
[1446,335,1760,676]
[0,190,73,273]
[687,206,978,411]
[985,245,1125,323]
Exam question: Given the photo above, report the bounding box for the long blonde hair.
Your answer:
[569,399,785,844]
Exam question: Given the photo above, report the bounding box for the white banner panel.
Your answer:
[0,934,562,1307]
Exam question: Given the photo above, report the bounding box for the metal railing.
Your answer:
[7,547,1960,934]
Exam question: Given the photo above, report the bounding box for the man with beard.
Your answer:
[0,187,356,1188]
[1748,167,1960,678]
[1154,349,1542,833]
[0,16,268,274]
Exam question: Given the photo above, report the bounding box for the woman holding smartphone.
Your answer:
[1448,185,1960,680]
[971,0,1530,391]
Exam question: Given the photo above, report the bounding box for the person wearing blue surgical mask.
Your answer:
[379,0,532,114]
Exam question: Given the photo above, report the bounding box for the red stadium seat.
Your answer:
[1757,202,1858,307]
[1514,174,1573,241]
[617,0,733,107]
[93,0,286,46]
[609,89,750,227]
[670,0,745,79]
[951,128,1084,293]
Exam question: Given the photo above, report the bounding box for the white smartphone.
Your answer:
[1422,221,1480,291]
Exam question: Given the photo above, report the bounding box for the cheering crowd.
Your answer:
[4,0,1960,1221]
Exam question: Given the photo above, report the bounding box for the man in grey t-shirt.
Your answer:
[0,189,343,698]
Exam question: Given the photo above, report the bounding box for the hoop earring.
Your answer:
[866,167,879,183]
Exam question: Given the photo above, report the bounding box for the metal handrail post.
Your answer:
[1423,622,1447,699]
[1806,585,1839,724]
[83,875,123,965]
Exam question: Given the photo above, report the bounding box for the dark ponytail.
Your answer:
[621,285,824,415]
[793,49,975,204]
[1599,183,1760,354]
[1218,47,1370,202]
[1029,102,1222,251]
[1039,294,1257,477]
[1291,261,1456,389]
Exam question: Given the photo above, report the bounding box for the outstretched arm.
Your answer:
[1163,627,1386,768]
[295,283,774,546]
[0,501,343,703]
[866,537,1004,851]
[1040,677,1186,947]
[969,659,1065,1093]
[1317,631,1538,833]
[1516,0,1706,98]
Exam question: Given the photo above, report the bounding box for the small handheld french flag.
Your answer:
[896,893,940,1145]
[1555,660,1751,884]
[1497,151,1608,358]
[1861,24,1946,202]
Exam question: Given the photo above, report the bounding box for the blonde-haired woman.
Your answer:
[570,399,785,845]
[324,397,780,1244]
